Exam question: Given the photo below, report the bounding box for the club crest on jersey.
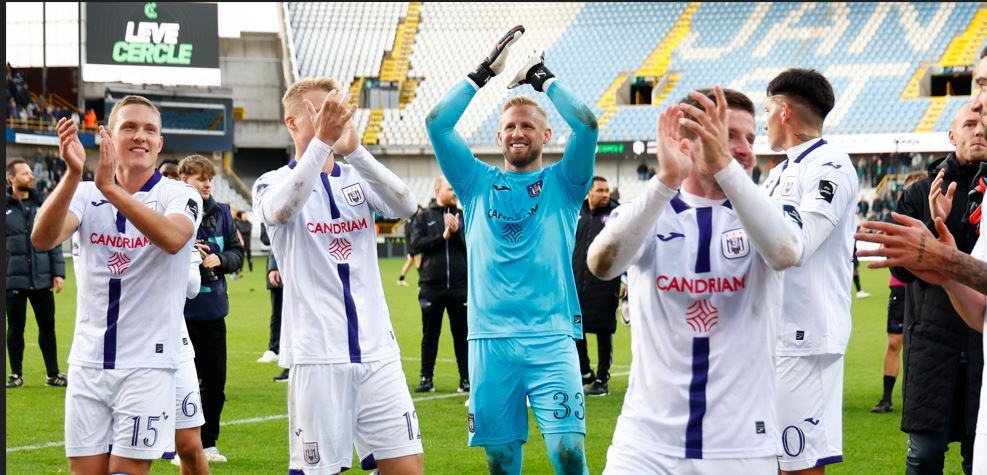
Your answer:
[526,180,543,197]
[107,251,132,276]
[781,177,797,196]
[721,228,750,260]
[328,238,352,262]
[342,183,366,206]
[686,299,719,334]
[303,441,320,464]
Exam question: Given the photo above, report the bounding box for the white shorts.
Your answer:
[974,434,987,475]
[288,358,423,474]
[775,354,844,471]
[603,437,777,475]
[65,365,176,460]
[174,358,205,430]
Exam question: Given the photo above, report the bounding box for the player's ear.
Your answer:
[543,127,552,144]
[284,114,296,133]
[678,137,691,156]
[948,129,956,146]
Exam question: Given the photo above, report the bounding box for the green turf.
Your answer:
[4,260,968,473]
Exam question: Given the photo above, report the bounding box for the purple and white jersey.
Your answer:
[613,192,786,459]
[253,147,402,366]
[762,138,857,356]
[72,231,198,363]
[67,171,201,370]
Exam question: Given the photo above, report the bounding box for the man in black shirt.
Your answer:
[409,176,469,393]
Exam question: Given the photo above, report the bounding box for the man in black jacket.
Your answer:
[571,176,620,397]
[257,223,288,382]
[179,155,244,462]
[409,176,469,393]
[890,103,986,474]
[5,158,67,388]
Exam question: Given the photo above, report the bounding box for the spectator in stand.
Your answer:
[5,159,67,389]
[81,167,94,182]
[83,109,97,129]
[609,185,620,204]
[179,154,244,463]
[8,97,20,119]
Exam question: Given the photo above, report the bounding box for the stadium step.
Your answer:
[653,73,682,106]
[939,8,987,68]
[596,74,627,128]
[596,2,698,130]
[914,96,948,133]
[348,77,364,109]
[900,65,928,100]
[362,109,385,145]
[380,2,422,84]
[633,2,699,78]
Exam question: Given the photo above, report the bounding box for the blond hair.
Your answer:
[108,95,161,131]
[178,154,216,180]
[501,96,548,123]
[282,77,341,116]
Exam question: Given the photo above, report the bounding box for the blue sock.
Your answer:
[485,440,523,475]
[544,432,589,475]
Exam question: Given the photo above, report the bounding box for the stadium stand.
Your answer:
[283,2,985,151]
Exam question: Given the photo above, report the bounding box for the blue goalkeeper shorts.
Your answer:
[466,335,586,446]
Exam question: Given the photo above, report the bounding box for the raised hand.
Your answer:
[508,50,556,92]
[677,87,733,173]
[56,117,86,176]
[95,126,118,192]
[468,25,525,88]
[444,211,460,234]
[333,118,359,157]
[655,106,691,189]
[929,169,956,222]
[855,213,957,272]
[304,90,356,147]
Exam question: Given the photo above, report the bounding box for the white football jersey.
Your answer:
[67,172,201,370]
[613,191,788,459]
[972,217,987,436]
[253,149,403,366]
[762,139,857,356]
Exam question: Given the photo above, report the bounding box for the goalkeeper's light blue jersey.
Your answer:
[426,80,598,339]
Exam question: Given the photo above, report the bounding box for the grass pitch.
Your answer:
[5,260,966,473]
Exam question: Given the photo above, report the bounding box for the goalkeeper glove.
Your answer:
[467,25,525,89]
[508,50,556,92]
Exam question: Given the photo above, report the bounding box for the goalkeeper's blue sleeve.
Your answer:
[548,81,599,190]
[425,80,482,195]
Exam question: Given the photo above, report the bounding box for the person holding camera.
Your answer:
[178,154,244,463]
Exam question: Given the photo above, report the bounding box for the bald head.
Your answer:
[950,103,987,164]
[434,175,457,207]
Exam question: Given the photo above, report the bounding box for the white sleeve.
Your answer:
[587,177,676,281]
[165,184,203,228]
[68,183,90,223]
[715,161,803,270]
[344,146,418,219]
[255,138,333,225]
[187,247,202,299]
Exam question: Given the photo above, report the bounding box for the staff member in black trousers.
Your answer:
[6,158,67,388]
[410,176,469,393]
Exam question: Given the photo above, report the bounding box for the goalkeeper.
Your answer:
[425,25,598,475]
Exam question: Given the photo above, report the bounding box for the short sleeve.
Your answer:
[799,160,856,226]
[68,183,91,223]
[165,183,203,228]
